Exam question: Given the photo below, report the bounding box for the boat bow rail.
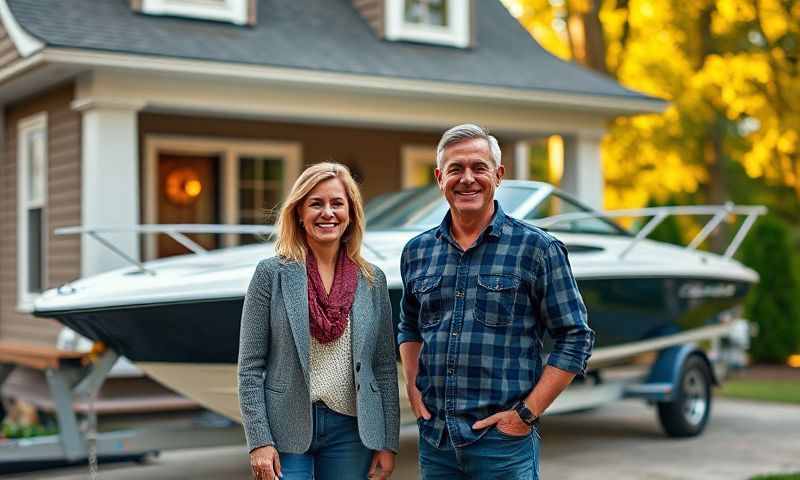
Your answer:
[55,224,279,274]
[532,203,767,260]
[55,223,388,275]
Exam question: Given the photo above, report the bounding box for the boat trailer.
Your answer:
[0,342,244,473]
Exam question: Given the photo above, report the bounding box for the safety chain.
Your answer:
[84,389,99,480]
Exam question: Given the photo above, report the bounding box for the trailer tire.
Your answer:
[657,355,712,437]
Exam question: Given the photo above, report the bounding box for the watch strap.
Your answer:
[513,400,539,426]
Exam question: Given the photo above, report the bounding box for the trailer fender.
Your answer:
[625,345,717,402]
[651,345,718,384]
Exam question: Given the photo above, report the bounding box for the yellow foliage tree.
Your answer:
[504,0,800,209]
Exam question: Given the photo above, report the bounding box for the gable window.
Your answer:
[386,0,470,48]
[139,0,250,25]
[17,113,48,310]
[405,0,448,26]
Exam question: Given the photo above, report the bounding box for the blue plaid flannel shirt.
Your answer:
[398,202,595,449]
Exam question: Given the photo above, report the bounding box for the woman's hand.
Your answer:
[368,450,395,479]
[250,445,281,480]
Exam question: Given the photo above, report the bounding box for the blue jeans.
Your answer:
[419,426,540,480]
[279,402,373,480]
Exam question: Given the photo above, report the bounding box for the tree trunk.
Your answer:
[581,0,608,74]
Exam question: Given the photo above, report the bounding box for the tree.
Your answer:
[504,0,800,216]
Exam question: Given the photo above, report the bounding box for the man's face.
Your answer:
[435,138,504,218]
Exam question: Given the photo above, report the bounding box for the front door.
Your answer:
[157,154,220,258]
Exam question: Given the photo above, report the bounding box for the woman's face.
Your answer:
[298,177,351,248]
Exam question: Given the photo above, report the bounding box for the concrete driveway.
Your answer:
[3,397,798,480]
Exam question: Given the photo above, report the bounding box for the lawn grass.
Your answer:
[720,379,800,405]
[750,474,800,480]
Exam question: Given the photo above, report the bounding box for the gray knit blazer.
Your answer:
[237,256,400,454]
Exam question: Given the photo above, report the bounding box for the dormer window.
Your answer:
[385,0,471,48]
[405,0,448,26]
[137,0,252,26]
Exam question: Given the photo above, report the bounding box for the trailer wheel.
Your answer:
[657,355,712,437]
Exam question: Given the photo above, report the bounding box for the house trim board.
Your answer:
[15,112,48,312]
[138,0,249,26]
[72,69,611,140]
[42,48,664,115]
[0,0,44,57]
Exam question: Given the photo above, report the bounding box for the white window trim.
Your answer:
[143,135,302,260]
[16,112,48,312]
[385,0,470,48]
[141,0,248,25]
[402,145,437,188]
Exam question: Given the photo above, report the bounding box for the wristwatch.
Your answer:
[513,400,539,426]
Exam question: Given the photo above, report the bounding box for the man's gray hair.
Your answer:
[436,124,502,169]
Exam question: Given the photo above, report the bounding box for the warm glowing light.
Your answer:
[165,167,202,206]
[184,179,202,197]
[548,135,564,185]
[788,355,800,368]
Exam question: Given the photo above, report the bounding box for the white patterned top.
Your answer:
[309,316,356,416]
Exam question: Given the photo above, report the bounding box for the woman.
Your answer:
[238,162,399,480]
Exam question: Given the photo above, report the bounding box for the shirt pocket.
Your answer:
[475,273,521,327]
[412,275,443,329]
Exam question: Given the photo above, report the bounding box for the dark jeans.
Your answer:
[279,402,373,480]
[419,426,540,480]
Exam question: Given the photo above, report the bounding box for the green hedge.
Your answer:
[740,215,800,363]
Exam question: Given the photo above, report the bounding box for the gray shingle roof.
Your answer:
[8,0,657,102]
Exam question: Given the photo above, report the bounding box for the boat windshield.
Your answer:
[365,185,538,229]
[525,192,630,236]
[366,184,630,236]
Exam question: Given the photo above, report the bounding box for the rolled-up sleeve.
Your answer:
[397,244,422,345]
[535,240,595,375]
[237,260,274,452]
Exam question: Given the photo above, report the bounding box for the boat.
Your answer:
[32,181,765,422]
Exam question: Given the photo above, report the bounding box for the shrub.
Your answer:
[740,215,800,363]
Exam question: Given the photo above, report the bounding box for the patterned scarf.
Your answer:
[306,247,358,344]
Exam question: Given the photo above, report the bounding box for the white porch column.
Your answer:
[513,141,529,180]
[72,99,143,276]
[561,132,605,210]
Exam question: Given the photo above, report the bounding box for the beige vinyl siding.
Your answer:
[352,0,385,38]
[0,83,80,345]
[0,21,20,68]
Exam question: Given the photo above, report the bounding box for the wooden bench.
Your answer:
[0,340,90,371]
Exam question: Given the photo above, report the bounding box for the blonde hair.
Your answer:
[274,162,374,283]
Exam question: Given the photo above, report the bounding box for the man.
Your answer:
[398,124,595,479]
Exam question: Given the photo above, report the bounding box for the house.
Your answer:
[0,0,664,346]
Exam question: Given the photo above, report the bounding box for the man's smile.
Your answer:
[455,190,481,197]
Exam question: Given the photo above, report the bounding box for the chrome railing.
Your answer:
[57,202,767,273]
[532,203,767,260]
[55,224,278,273]
[55,223,388,273]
